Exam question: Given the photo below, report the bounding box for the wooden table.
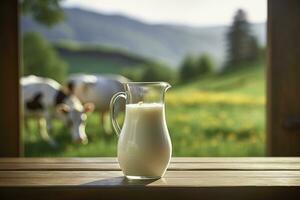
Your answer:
[0,157,300,199]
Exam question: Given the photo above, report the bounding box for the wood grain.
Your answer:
[267,0,300,155]
[0,158,300,199]
[1,157,300,163]
[0,0,21,157]
[1,187,300,200]
[1,170,300,187]
[1,158,300,171]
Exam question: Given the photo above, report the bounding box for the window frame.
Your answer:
[1,0,300,157]
[0,0,21,157]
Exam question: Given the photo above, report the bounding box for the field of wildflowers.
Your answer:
[166,100,264,156]
[24,65,265,157]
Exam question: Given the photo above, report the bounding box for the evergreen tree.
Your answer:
[226,9,259,69]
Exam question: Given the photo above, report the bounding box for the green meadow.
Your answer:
[24,64,265,157]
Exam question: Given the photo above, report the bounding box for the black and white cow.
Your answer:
[67,74,129,133]
[21,75,94,146]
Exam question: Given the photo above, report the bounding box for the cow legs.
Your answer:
[45,114,53,133]
[100,111,105,129]
[101,111,112,134]
[37,118,58,148]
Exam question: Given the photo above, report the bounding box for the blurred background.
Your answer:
[21,0,266,157]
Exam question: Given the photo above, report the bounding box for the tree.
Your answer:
[195,54,214,76]
[22,32,67,82]
[226,9,259,69]
[180,54,214,82]
[21,1,67,82]
[141,62,176,84]
[21,0,65,27]
[179,55,197,82]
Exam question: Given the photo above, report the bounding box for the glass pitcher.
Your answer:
[110,82,172,180]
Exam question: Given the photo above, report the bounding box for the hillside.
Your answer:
[54,43,152,74]
[21,7,266,68]
[177,64,265,97]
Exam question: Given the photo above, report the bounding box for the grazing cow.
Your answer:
[21,75,94,146]
[67,74,129,133]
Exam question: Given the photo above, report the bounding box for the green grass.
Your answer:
[24,64,265,157]
[177,64,265,96]
[55,42,152,75]
[63,56,129,74]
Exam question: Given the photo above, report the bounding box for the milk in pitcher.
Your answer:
[117,103,172,179]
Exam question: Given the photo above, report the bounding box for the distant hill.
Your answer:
[53,43,152,74]
[55,43,151,66]
[21,7,266,68]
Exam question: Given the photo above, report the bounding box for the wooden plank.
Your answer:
[2,162,300,171]
[2,170,300,179]
[267,0,300,155]
[1,170,300,186]
[1,187,300,200]
[0,158,300,199]
[1,157,300,163]
[1,158,300,171]
[0,0,21,156]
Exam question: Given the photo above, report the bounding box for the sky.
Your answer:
[63,0,267,26]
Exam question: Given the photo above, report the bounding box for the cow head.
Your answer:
[57,101,94,144]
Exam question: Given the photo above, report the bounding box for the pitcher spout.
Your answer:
[162,82,171,92]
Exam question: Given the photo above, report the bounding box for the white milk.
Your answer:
[117,103,172,178]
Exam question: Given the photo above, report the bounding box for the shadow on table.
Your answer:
[82,176,161,186]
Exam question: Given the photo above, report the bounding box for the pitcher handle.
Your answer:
[110,92,126,137]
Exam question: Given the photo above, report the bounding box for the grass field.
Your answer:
[55,43,151,75]
[64,56,125,74]
[24,64,265,157]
